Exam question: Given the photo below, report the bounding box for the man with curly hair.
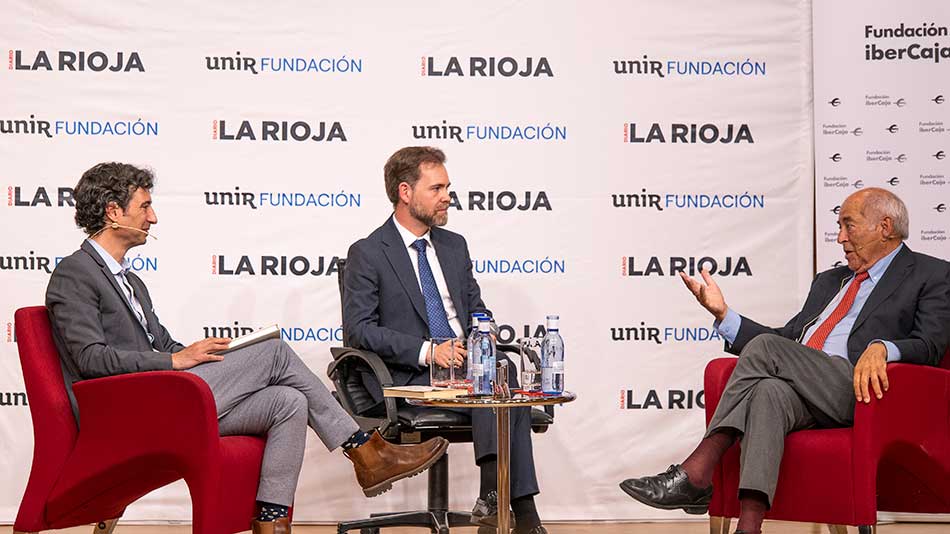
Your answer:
[47,162,449,534]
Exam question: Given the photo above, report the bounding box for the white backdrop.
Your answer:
[813,3,950,522]
[0,1,814,522]
[814,0,950,265]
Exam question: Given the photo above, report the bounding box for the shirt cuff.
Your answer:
[418,341,431,367]
[870,339,902,362]
[713,308,741,346]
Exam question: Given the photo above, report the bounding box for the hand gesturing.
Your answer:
[680,268,729,322]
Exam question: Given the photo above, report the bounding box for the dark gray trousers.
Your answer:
[706,333,855,504]
[187,338,360,506]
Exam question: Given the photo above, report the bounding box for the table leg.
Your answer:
[496,406,511,534]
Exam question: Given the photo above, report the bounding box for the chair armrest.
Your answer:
[852,363,950,455]
[850,363,950,504]
[328,347,400,436]
[329,346,395,387]
[497,343,519,354]
[704,357,738,426]
[70,371,221,469]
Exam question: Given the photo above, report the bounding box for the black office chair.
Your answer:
[327,258,555,534]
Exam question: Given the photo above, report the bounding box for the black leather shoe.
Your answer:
[619,464,712,514]
[471,490,516,528]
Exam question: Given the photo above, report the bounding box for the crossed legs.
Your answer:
[621,334,855,533]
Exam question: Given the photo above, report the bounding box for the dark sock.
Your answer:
[478,455,498,499]
[257,501,288,521]
[735,489,768,534]
[511,495,541,530]
[341,429,371,451]
[680,429,738,488]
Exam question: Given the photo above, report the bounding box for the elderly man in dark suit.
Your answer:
[46,162,448,534]
[342,146,546,534]
[619,187,950,534]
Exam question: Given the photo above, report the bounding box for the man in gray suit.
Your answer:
[46,162,448,534]
[342,147,546,534]
[620,188,950,534]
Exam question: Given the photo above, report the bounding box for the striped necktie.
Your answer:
[119,268,154,343]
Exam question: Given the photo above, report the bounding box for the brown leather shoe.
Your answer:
[251,517,290,534]
[344,430,449,497]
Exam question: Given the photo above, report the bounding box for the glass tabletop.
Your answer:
[406,391,576,409]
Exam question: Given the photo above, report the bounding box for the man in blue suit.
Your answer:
[343,146,546,534]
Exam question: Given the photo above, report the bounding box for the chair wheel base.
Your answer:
[338,510,471,533]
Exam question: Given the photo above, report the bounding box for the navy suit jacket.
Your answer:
[728,245,950,366]
[343,217,491,402]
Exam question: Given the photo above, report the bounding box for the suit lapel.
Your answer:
[851,245,914,334]
[380,219,429,324]
[125,272,159,336]
[80,241,153,339]
[795,269,851,342]
[431,228,466,320]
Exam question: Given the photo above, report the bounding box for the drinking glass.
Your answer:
[518,336,543,393]
[429,337,463,388]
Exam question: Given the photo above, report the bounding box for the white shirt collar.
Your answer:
[86,238,131,275]
[392,214,432,250]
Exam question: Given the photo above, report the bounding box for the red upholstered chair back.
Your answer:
[15,306,79,478]
[939,348,950,371]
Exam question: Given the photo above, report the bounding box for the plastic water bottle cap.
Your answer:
[546,315,560,330]
[478,318,491,332]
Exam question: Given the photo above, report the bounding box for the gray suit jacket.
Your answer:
[343,217,490,403]
[46,240,184,419]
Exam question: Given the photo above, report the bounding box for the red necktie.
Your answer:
[804,271,870,351]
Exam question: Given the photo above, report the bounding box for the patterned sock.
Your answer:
[257,502,288,521]
[511,495,541,530]
[341,429,371,450]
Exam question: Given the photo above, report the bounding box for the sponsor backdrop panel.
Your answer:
[814,0,950,266]
[0,1,813,522]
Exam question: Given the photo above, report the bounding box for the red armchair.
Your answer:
[12,306,266,534]
[705,352,950,534]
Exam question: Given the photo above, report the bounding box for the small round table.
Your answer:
[408,392,576,533]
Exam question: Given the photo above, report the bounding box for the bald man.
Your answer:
[619,188,950,534]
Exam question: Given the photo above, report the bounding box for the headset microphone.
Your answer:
[91,221,157,239]
[109,222,157,239]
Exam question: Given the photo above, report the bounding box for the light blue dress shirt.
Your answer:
[715,244,904,362]
[86,238,155,345]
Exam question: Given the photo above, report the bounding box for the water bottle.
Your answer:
[541,314,564,394]
[466,313,487,382]
[472,317,496,395]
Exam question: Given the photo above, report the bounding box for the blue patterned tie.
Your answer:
[411,239,456,338]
